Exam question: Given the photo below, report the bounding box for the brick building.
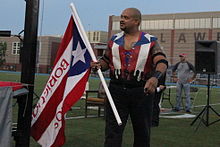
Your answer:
[0,31,108,73]
[0,35,62,73]
[86,31,108,58]
[108,11,220,66]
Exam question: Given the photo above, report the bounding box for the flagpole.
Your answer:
[70,3,122,125]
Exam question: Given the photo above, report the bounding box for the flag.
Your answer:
[31,16,91,147]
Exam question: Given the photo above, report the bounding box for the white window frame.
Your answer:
[11,42,20,55]
[112,21,120,30]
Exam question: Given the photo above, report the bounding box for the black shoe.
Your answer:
[186,110,192,113]
[172,108,180,112]
[151,120,159,127]
[151,123,159,127]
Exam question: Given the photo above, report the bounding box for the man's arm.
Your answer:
[171,62,179,82]
[152,41,167,74]
[187,62,197,82]
[144,41,168,94]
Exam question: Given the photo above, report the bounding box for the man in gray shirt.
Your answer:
[172,53,196,113]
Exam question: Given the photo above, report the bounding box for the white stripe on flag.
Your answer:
[37,71,87,147]
[31,39,73,126]
[63,72,85,99]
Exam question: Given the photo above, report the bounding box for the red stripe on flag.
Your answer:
[50,119,66,147]
[31,74,68,140]
[62,69,90,113]
[53,17,74,66]
[51,70,90,146]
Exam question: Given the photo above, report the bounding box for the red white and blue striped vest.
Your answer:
[108,31,157,82]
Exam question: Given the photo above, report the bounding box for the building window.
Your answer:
[112,21,120,30]
[184,19,190,29]
[149,20,155,30]
[87,31,91,42]
[194,19,200,28]
[96,32,99,41]
[189,19,195,28]
[12,42,20,55]
[213,18,220,28]
[205,18,211,28]
[93,32,96,41]
[200,19,205,28]
[141,19,173,30]
[175,18,211,29]
[179,19,185,29]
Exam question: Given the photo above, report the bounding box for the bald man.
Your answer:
[91,8,168,147]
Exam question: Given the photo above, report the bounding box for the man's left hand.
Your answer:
[187,78,194,83]
[144,77,158,94]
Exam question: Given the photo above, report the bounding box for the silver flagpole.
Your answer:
[70,3,122,125]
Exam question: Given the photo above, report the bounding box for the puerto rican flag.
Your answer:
[31,16,91,147]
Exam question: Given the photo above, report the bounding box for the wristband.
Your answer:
[155,59,168,68]
[152,52,166,59]
[152,71,163,80]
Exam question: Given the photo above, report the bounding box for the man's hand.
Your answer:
[187,78,195,83]
[90,61,101,71]
[144,77,158,94]
[173,77,178,82]
[159,85,166,90]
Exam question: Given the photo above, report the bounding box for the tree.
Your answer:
[0,42,7,67]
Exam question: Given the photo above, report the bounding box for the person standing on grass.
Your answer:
[91,8,168,147]
[172,53,196,113]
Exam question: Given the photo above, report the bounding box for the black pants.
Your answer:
[104,83,153,147]
[152,92,162,127]
[152,74,166,127]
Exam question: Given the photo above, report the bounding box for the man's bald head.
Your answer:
[124,8,142,25]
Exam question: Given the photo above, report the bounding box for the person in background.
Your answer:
[172,53,196,113]
[91,8,168,147]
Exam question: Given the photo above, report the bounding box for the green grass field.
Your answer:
[1,71,220,147]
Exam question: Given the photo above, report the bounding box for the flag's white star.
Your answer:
[71,42,86,66]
